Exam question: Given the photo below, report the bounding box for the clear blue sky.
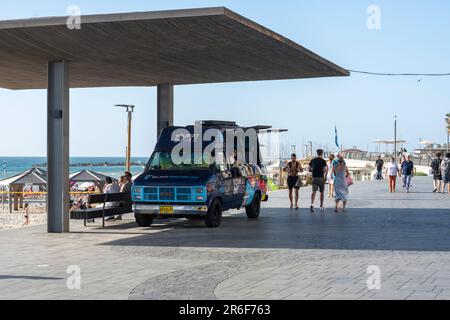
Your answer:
[1,0,449,157]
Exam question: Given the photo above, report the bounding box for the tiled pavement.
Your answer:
[1,177,450,300]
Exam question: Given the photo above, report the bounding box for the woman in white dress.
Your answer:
[332,154,350,213]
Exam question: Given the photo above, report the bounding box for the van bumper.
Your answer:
[133,204,208,216]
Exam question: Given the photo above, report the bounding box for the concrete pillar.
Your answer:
[47,61,70,233]
[157,84,174,137]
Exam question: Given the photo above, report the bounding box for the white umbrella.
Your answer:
[419,140,435,145]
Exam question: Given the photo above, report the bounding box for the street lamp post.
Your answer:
[446,113,450,153]
[394,115,398,160]
[115,104,135,172]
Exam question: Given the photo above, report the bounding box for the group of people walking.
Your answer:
[284,149,351,213]
[383,155,415,193]
[376,152,450,194]
[430,152,450,194]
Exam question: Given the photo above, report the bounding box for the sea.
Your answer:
[0,157,149,180]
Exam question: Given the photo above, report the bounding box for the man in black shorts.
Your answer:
[284,154,303,210]
[309,149,328,212]
[431,152,443,193]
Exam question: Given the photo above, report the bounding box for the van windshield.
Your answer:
[146,152,214,172]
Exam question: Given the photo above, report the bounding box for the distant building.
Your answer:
[341,148,367,160]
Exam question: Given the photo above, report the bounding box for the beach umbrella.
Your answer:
[419,140,435,145]
[0,168,47,188]
[69,169,117,182]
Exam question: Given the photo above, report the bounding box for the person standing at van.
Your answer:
[385,157,400,193]
[283,154,303,210]
[309,149,328,212]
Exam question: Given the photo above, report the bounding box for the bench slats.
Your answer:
[70,205,132,220]
[70,192,133,223]
[87,192,131,204]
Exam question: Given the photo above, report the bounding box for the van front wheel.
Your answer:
[205,199,222,228]
[135,213,154,227]
[246,193,261,219]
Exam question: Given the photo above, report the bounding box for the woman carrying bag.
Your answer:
[332,153,350,213]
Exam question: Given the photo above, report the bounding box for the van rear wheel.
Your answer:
[246,193,261,219]
[135,213,154,227]
[205,199,222,228]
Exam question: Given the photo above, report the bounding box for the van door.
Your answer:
[230,165,246,208]
[220,165,235,210]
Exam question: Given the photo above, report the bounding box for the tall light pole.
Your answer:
[115,104,135,172]
[394,115,398,159]
[446,113,450,153]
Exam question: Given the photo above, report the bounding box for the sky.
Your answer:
[1,0,449,157]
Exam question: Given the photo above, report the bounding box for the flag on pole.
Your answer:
[335,126,340,148]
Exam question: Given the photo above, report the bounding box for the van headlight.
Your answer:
[195,187,204,194]
[133,186,142,194]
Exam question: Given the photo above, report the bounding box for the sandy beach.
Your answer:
[0,204,46,230]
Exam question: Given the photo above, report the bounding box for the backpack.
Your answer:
[441,158,450,176]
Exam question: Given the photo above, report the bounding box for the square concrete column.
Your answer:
[47,61,70,233]
[157,84,174,137]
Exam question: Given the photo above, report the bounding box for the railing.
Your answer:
[341,152,432,166]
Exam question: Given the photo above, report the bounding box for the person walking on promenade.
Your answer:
[332,153,350,213]
[385,157,400,193]
[283,154,303,210]
[441,153,450,194]
[327,154,335,198]
[401,155,415,193]
[309,149,328,212]
[375,156,384,180]
[431,152,443,193]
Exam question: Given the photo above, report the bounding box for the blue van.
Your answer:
[132,121,269,228]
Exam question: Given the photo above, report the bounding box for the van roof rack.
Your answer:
[196,120,238,128]
[246,125,273,132]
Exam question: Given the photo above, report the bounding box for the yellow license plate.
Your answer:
[160,206,174,214]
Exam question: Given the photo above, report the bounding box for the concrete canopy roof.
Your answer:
[0,7,348,90]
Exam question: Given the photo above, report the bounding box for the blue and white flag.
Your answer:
[334,126,340,148]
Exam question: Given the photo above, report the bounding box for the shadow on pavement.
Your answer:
[0,275,64,280]
[97,207,450,252]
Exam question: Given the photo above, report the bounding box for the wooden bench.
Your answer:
[70,192,132,228]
